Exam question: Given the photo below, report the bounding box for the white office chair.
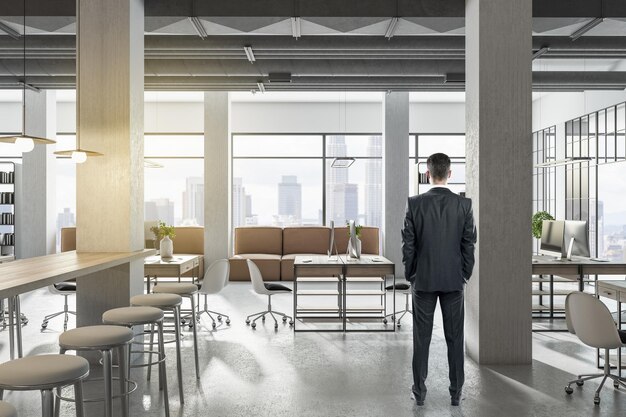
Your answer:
[197,259,231,328]
[385,281,412,328]
[564,292,626,405]
[245,259,294,330]
[41,282,76,331]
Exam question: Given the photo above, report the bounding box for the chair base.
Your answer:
[245,296,293,330]
[41,294,75,332]
[385,292,412,327]
[565,348,626,405]
[197,295,230,328]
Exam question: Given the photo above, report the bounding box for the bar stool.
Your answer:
[152,283,200,379]
[57,325,134,417]
[101,306,170,417]
[130,293,184,404]
[0,401,16,417]
[0,354,89,417]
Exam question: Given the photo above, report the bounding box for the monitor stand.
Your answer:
[565,237,575,261]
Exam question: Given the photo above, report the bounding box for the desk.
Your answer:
[596,280,626,378]
[0,250,154,358]
[144,254,201,293]
[532,256,626,332]
[293,255,395,332]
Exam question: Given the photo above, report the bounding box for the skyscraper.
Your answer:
[327,136,360,225]
[278,175,302,222]
[144,198,175,226]
[232,177,248,228]
[364,136,382,228]
[183,176,204,226]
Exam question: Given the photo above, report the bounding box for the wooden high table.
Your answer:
[293,254,395,332]
[0,249,154,359]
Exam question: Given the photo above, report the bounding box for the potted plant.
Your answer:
[151,220,176,258]
[532,211,554,239]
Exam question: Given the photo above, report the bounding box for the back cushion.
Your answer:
[283,227,331,255]
[334,226,380,255]
[235,227,283,255]
[172,227,204,254]
[61,227,76,252]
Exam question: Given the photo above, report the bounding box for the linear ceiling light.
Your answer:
[534,157,592,168]
[189,16,208,39]
[0,0,56,153]
[291,17,301,39]
[444,73,465,84]
[532,46,550,60]
[331,157,355,168]
[268,72,292,83]
[257,81,266,93]
[570,17,604,41]
[243,45,255,63]
[385,17,399,39]
[0,21,20,40]
[53,0,101,163]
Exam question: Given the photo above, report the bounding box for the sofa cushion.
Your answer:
[172,227,204,255]
[283,227,330,255]
[61,227,76,252]
[280,253,322,281]
[334,226,380,255]
[229,254,281,281]
[234,227,283,256]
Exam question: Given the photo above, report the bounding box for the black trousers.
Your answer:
[411,290,465,401]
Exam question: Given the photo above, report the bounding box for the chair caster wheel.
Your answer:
[282,317,287,322]
[251,322,256,329]
[212,322,216,329]
[289,320,294,326]
[565,386,573,395]
[262,316,266,322]
[245,319,250,325]
[593,396,600,405]
[383,318,388,324]
[217,316,222,321]
[614,381,619,389]
[181,319,186,325]
[226,319,231,325]
[397,323,401,328]
[576,381,584,387]
[274,323,279,330]
[188,324,194,329]
[41,322,48,330]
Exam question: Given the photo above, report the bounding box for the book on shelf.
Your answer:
[0,192,14,204]
[0,171,14,184]
[0,212,14,225]
[0,233,15,246]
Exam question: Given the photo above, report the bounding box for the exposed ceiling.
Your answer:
[0,0,625,92]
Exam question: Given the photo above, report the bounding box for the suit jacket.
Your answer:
[402,187,477,292]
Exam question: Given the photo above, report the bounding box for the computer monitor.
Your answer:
[563,220,590,258]
[539,220,565,258]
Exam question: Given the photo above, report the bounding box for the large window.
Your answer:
[409,134,465,196]
[144,134,204,226]
[231,134,382,229]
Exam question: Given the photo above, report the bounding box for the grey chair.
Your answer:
[196,259,231,328]
[385,281,412,328]
[245,259,294,330]
[564,292,626,405]
[41,282,76,331]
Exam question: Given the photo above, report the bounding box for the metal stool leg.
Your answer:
[102,349,113,417]
[15,296,22,358]
[41,389,54,417]
[147,322,155,382]
[189,295,200,379]
[173,306,184,404]
[7,297,14,360]
[118,344,129,417]
[157,320,170,417]
[74,380,85,417]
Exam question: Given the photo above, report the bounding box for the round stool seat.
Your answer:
[152,283,198,295]
[59,325,134,350]
[0,401,17,417]
[0,355,89,389]
[103,306,164,326]
[131,293,182,308]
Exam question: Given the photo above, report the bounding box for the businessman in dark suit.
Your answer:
[402,152,476,407]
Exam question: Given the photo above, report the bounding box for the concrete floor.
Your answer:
[1,283,624,417]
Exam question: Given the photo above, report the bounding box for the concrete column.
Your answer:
[75,0,144,327]
[465,0,532,364]
[204,92,230,264]
[383,92,409,277]
[18,90,56,258]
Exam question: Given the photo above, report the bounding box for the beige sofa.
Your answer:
[229,226,380,281]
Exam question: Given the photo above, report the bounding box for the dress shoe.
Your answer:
[451,393,462,406]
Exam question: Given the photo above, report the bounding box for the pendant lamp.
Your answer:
[53,0,102,163]
[0,0,56,152]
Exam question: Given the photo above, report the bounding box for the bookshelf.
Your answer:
[0,161,15,263]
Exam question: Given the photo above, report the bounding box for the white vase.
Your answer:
[347,236,362,259]
[160,236,173,259]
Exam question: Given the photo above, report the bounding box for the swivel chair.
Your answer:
[385,280,412,328]
[245,259,293,330]
[197,259,231,328]
[564,292,626,405]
